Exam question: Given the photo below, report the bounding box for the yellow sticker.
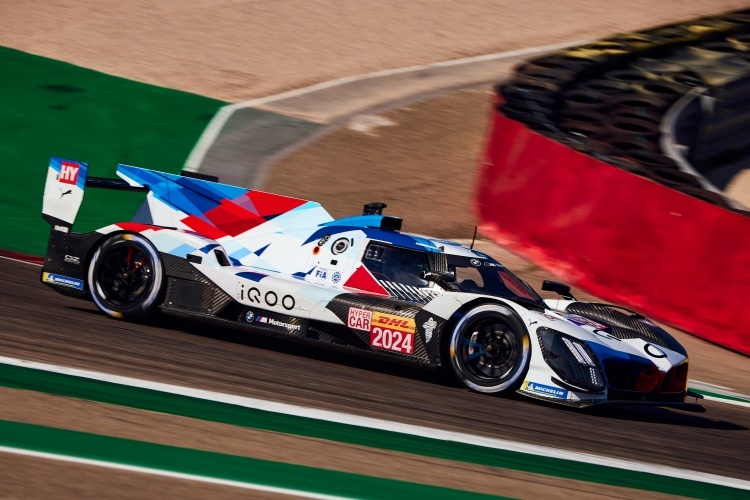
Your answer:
[371,312,415,333]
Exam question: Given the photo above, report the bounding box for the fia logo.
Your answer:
[58,161,80,185]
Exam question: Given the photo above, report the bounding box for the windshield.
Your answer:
[450,256,543,305]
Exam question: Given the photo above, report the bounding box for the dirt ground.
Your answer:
[1,1,746,102]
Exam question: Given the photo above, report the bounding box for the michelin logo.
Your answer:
[523,381,568,399]
[42,272,84,290]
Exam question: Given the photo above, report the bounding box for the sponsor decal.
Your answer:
[42,272,84,290]
[238,284,296,310]
[566,314,607,330]
[644,343,667,358]
[372,312,415,333]
[64,255,81,265]
[332,271,342,284]
[314,268,328,280]
[469,258,482,267]
[59,188,72,199]
[370,326,414,355]
[245,311,254,322]
[317,235,330,246]
[350,308,416,355]
[522,380,568,399]
[530,311,559,322]
[255,316,302,332]
[639,318,658,327]
[482,261,500,267]
[53,225,69,233]
[58,161,80,185]
[369,312,416,355]
[423,317,437,343]
[348,307,372,331]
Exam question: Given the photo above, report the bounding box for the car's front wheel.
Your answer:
[448,304,531,394]
[87,233,164,321]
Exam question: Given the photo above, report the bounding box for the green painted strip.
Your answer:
[691,388,750,404]
[0,363,743,499]
[0,419,505,500]
[0,46,225,256]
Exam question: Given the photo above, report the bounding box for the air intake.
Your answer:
[363,202,387,215]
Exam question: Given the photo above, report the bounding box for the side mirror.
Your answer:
[420,271,456,283]
[541,280,576,300]
[420,271,458,291]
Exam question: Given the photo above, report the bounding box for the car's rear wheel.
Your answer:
[88,233,164,321]
[448,304,531,394]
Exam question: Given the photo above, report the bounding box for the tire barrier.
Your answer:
[480,9,750,355]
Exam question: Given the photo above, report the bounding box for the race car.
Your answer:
[40,157,704,410]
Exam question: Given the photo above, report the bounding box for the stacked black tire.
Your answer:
[498,9,750,213]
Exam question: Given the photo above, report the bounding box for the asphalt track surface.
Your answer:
[3,258,749,483]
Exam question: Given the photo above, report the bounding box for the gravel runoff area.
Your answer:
[1,1,746,102]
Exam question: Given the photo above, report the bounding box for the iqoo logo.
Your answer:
[238,283,295,310]
[58,161,80,185]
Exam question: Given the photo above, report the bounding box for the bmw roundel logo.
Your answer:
[245,311,254,322]
[470,259,482,267]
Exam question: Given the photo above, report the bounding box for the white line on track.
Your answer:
[0,446,350,499]
[690,379,750,404]
[182,39,587,173]
[0,255,41,266]
[701,395,750,409]
[1,355,749,492]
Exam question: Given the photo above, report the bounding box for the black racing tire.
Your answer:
[87,233,165,321]
[447,304,531,395]
[605,118,660,140]
[603,69,657,85]
[561,89,612,112]
[661,71,704,89]
[645,167,702,188]
[573,78,631,95]
[607,133,660,154]
[632,80,687,104]
[698,41,745,54]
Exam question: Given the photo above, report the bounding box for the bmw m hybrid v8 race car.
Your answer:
[40,157,704,411]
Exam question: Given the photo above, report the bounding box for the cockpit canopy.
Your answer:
[361,241,542,305]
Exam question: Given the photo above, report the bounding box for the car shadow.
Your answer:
[69,305,749,430]
[505,391,747,430]
[69,306,457,388]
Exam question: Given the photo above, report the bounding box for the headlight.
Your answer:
[537,327,605,393]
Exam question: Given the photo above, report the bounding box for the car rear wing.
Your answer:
[42,157,217,232]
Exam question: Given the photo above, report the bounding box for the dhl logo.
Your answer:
[372,312,415,333]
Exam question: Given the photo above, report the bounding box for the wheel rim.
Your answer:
[97,244,153,307]
[456,317,522,387]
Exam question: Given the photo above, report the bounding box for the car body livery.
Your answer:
[40,157,704,411]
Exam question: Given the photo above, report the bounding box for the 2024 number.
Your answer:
[371,327,414,355]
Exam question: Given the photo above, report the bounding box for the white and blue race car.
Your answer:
[40,157,703,410]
